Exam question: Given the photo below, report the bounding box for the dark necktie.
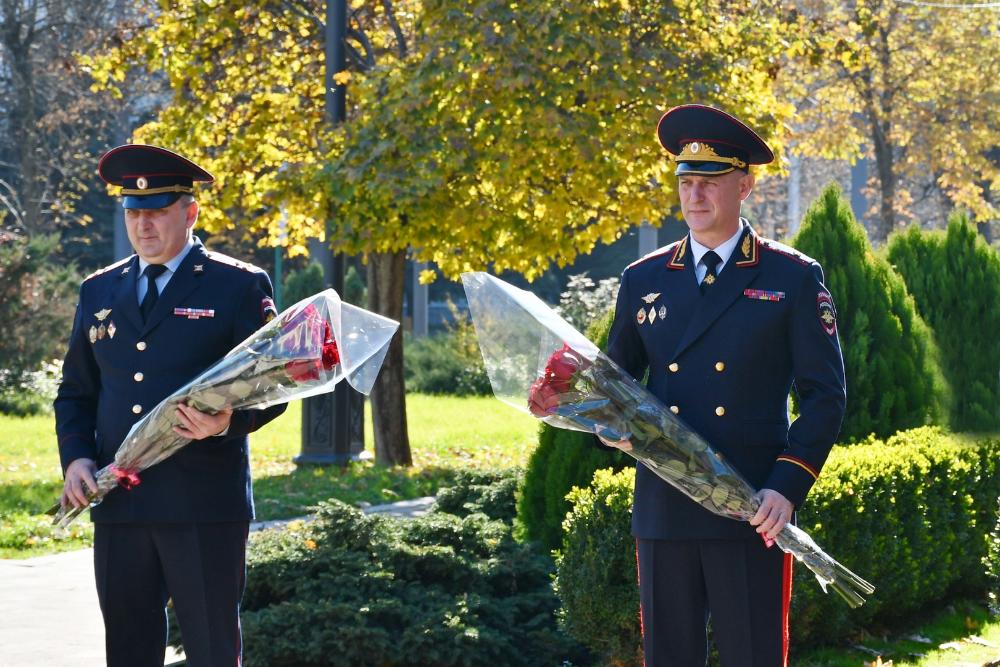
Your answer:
[140,264,167,322]
[700,251,722,295]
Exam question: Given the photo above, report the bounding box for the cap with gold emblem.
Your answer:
[98,144,214,210]
[656,104,774,177]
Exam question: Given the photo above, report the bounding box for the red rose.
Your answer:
[542,344,590,392]
[528,378,563,417]
[285,359,321,383]
[321,323,340,370]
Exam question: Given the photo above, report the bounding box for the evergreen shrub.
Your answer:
[987,499,1000,617]
[556,428,1000,661]
[404,305,492,396]
[517,308,630,551]
[230,469,585,666]
[792,184,950,440]
[886,216,1000,431]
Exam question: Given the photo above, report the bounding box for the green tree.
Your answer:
[783,0,1000,241]
[887,216,1000,431]
[792,184,949,440]
[88,0,798,464]
[0,231,78,402]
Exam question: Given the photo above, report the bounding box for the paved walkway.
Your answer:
[0,497,436,666]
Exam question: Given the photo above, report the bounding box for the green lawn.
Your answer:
[0,394,539,558]
[798,599,1000,666]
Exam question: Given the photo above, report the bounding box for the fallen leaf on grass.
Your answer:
[905,634,932,644]
[964,636,999,648]
[863,658,893,667]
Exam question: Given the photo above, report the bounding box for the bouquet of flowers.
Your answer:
[461,272,874,608]
[49,289,399,528]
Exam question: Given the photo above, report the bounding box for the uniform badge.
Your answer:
[88,326,98,344]
[120,266,130,275]
[174,307,215,319]
[741,235,752,259]
[636,307,646,324]
[107,321,117,339]
[262,297,278,323]
[94,308,112,321]
[703,273,716,285]
[658,305,667,320]
[648,306,657,323]
[744,288,785,301]
[97,324,106,340]
[817,291,837,335]
[641,292,661,304]
[136,176,149,190]
[194,264,204,273]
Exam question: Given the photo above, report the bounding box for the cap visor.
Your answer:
[674,161,738,176]
[123,193,184,209]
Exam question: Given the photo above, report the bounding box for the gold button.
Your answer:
[715,406,726,417]
[669,405,680,414]
[715,361,725,372]
[136,341,147,351]
[668,362,679,373]
[132,404,142,414]
[134,372,144,382]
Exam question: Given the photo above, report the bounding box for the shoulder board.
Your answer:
[84,255,134,282]
[760,238,815,266]
[205,251,261,273]
[626,239,683,271]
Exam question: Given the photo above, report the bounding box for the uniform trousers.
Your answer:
[636,538,792,667]
[94,522,249,667]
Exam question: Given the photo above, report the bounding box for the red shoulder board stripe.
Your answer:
[761,241,811,266]
[84,256,134,281]
[626,241,679,271]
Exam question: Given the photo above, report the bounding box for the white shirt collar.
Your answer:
[689,219,746,272]
[137,237,195,276]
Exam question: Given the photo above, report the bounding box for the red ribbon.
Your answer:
[109,465,141,490]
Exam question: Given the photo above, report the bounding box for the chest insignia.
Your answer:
[641,292,661,304]
[94,308,111,321]
[88,326,98,344]
[647,306,657,323]
[107,321,117,339]
[658,305,667,320]
[636,307,646,324]
[174,307,216,319]
[194,264,204,273]
[744,288,785,301]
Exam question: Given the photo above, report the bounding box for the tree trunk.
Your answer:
[367,249,412,466]
[870,125,896,245]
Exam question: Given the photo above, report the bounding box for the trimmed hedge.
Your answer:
[517,308,631,551]
[233,469,586,666]
[987,499,1000,617]
[555,427,1000,663]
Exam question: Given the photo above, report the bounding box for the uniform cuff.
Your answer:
[763,456,819,509]
[58,434,97,474]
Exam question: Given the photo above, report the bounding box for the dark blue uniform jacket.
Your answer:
[55,238,286,523]
[607,224,846,541]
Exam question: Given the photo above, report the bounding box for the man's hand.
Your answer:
[174,403,233,440]
[62,458,98,509]
[750,488,794,544]
[596,426,633,452]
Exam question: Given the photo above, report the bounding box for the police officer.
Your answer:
[55,144,286,666]
[601,105,846,666]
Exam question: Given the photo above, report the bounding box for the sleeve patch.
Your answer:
[262,297,277,323]
[817,291,837,335]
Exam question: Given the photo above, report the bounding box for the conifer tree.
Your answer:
[792,185,950,441]
[887,216,1000,431]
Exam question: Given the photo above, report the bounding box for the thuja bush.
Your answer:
[887,216,1000,431]
[792,185,950,440]
[556,428,1000,662]
[517,308,631,551]
[237,468,585,666]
